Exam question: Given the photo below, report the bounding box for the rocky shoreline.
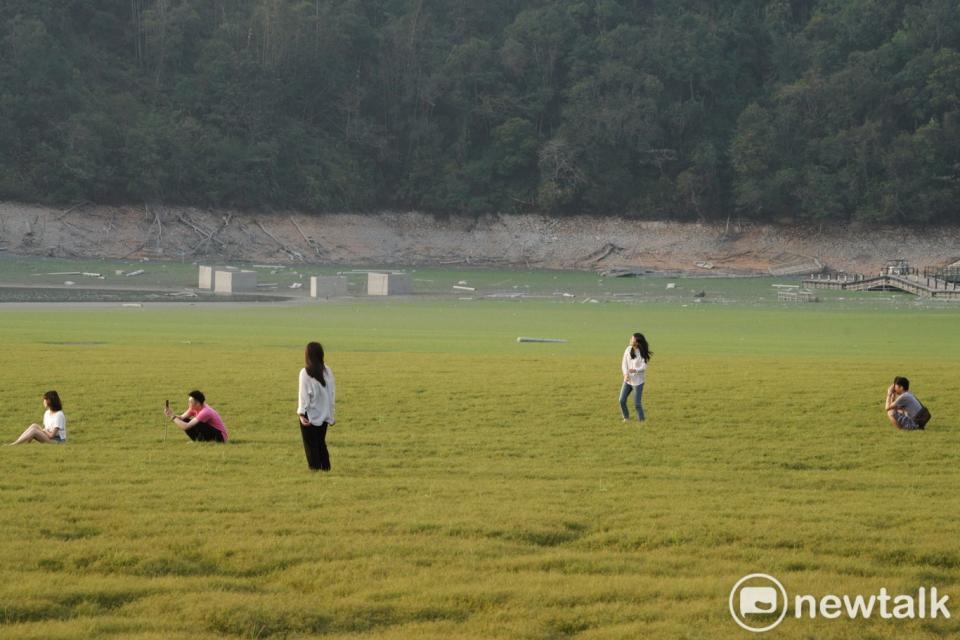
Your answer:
[1,202,958,275]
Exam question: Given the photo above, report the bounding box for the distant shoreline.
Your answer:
[2,201,959,276]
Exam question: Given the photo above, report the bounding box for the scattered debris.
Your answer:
[457,280,468,285]
[255,219,303,261]
[769,257,823,276]
[126,269,145,277]
[693,290,706,298]
[289,282,303,289]
[289,216,324,256]
[561,292,575,298]
[39,271,83,276]
[581,243,624,264]
[64,281,75,286]
[122,303,143,308]
[453,285,476,291]
[82,272,102,277]
[695,261,714,270]
[666,283,676,289]
[598,267,655,277]
[517,337,568,343]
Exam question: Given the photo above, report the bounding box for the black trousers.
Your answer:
[184,421,224,442]
[300,421,330,471]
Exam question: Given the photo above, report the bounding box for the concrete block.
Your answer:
[198,265,216,289]
[367,272,410,296]
[310,276,347,298]
[214,269,257,294]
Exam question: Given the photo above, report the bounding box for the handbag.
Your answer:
[915,406,931,428]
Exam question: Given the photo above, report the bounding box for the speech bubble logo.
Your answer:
[740,586,778,615]
[729,574,789,633]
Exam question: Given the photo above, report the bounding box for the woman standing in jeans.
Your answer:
[298,342,336,471]
[619,333,652,422]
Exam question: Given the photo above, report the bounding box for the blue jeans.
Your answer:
[619,382,645,420]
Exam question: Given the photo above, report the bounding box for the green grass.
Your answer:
[1,298,959,639]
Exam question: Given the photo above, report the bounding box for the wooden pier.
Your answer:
[803,271,960,299]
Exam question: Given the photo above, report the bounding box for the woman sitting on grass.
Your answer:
[8,391,67,445]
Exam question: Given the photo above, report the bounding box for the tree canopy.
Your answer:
[1,0,958,223]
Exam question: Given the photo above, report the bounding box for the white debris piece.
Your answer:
[126,269,145,277]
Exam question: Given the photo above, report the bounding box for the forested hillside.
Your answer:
[1,1,958,223]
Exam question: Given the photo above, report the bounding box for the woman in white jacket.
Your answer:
[619,333,652,422]
[298,342,336,471]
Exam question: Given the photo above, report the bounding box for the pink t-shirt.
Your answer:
[188,405,229,441]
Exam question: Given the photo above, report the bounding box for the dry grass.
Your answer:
[1,299,959,639]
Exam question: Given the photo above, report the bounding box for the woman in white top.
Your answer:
[9,391,67,445]
[298,342,336,471]
[619,333,652,422]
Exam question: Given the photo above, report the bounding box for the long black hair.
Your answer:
[43,390,63,412]
[305,342,327,387]
[630,333,652,362]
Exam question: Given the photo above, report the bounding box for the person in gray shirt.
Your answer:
[884,376,928,430]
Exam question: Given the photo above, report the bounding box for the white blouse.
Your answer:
[43,409,67,441]
[297,366,336,426]
[621,347,647,386]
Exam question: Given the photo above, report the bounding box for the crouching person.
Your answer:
[164,390,230,442]
[885,376,931,431]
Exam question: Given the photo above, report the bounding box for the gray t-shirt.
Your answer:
[893,391,922,419]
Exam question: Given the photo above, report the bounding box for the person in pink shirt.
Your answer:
[163,390,229,443]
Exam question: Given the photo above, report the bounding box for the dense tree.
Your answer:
[0,0,957,223]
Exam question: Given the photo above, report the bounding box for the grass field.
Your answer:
[2,289,960,639]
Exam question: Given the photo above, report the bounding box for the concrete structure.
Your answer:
[804,270,960,299]
[367,272,411,296]
[198,265,217,289]
[214,269,257,294]
[310,276,348,298]
[774,285,818,303]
